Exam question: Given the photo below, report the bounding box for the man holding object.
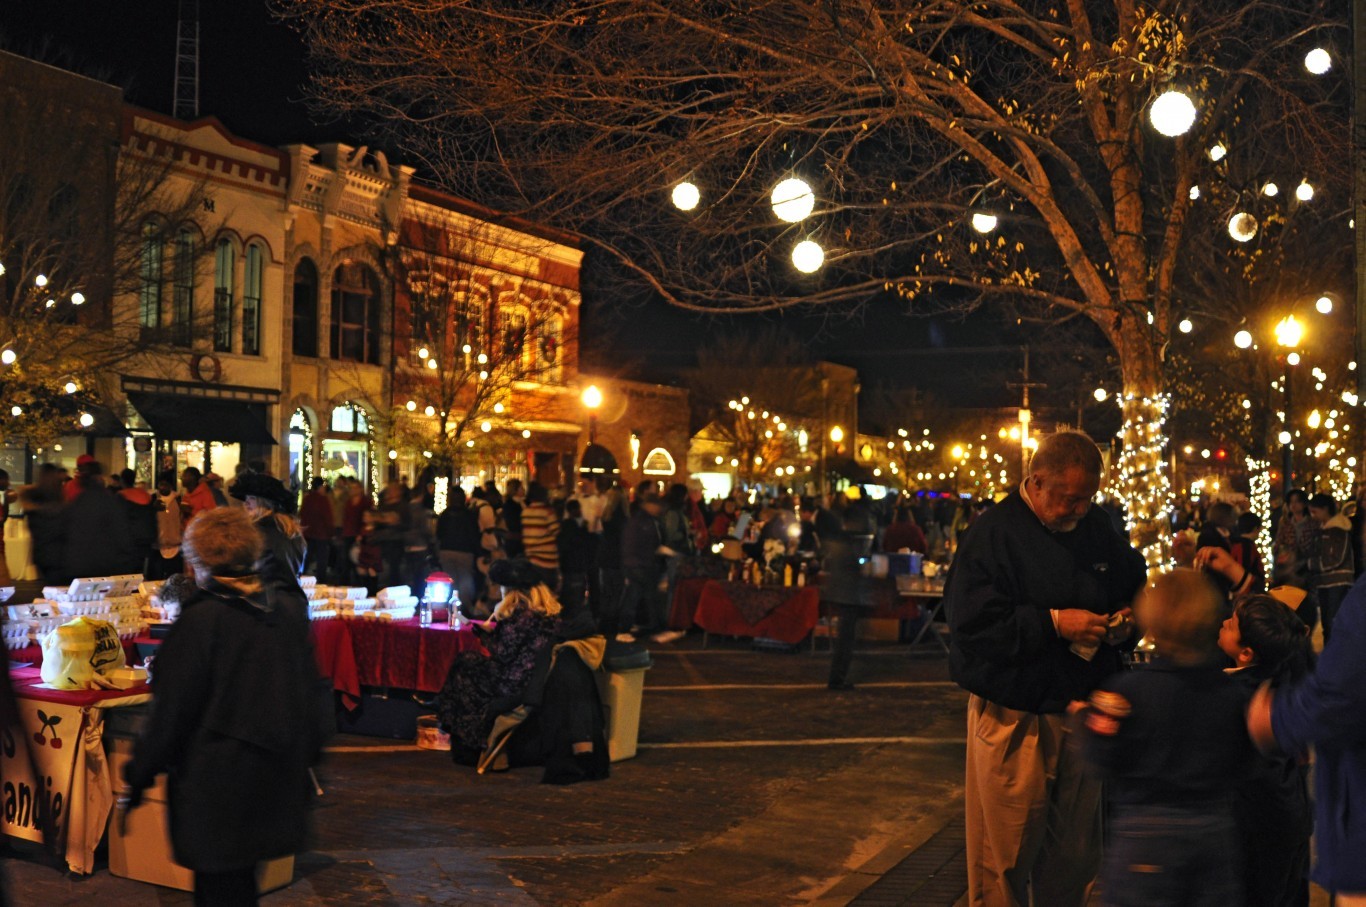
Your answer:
[946,431,1146,907]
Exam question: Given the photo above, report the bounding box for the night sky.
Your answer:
[1,2,1040,415]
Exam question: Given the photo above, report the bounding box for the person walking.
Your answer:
[118,507,322,906]
[1307,492,1354,644]
[180,467,217,522]
[824,494,878,690]
[945,430,1146,907]
[520,483,560,590]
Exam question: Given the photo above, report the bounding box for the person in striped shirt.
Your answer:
[521,482,561,590]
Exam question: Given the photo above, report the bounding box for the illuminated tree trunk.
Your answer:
[1110,322,1171,571]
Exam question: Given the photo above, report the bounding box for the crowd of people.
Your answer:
[946,430,1365,907]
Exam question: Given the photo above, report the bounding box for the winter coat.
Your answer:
[946,490,1147,714]
[60,487,134,582]
[123,577,321,872]
[1272,571,1366,893]
[1311,513,1355,590]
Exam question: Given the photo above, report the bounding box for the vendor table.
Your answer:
[307,618,485,706]
[134,618,486,711]
[668,576,712,630]
[693,580,821,646]
[2,666,151,874]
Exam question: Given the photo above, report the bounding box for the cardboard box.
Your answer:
[106,740,293,893]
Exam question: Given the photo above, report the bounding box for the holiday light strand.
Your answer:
[1108,394,1173,571]
[1246,457,1274,573]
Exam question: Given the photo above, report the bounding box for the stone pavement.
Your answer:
[5,631,973,905]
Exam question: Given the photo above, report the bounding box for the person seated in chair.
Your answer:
[436,557,609,782]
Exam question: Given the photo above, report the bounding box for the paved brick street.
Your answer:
[5,635,971,906]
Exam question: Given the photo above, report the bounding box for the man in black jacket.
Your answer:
[946,431,1145,907]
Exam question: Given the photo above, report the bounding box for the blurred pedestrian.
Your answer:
[1079,569,1252,907]
[116,468,157,576]
[1249,572,1366,904]
[230,472,306,584]
[521,483,560,589]
[299,478,334,580]
[180,467,216,522]
[1307,492,1354,644]
[437,486,481,611]
[118,507,322,906]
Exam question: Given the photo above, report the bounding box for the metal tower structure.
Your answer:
[172,0,200,120]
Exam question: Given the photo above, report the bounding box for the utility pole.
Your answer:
[1007,347,1046,482]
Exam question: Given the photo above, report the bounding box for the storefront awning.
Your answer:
[127,393,276,445]
[82,404,131,438]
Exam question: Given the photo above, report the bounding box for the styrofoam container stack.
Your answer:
[307,601,336,620]
[376,586,411,603]
[362,606,416,621]
[299,575,318,590]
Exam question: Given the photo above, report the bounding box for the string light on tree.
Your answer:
[970,212,998,233]
[770,177,815,222]
[1228,212,1259,243]
[792,240,824,273]
[1297,181,1315,202]
[1107,394,1173,571]
[1149,90,1197,137]
[671,181,700,211]
[1305,48,1332,75]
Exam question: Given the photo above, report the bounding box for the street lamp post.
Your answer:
[581,384,603,444]
[1274,315,1304,497]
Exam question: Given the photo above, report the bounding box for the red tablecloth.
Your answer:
[8,664,151,705]
[310,618,486,705]
[668,576,712,629]
[693,580,821,644]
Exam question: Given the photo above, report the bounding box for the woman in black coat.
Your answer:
[119,507,321,905]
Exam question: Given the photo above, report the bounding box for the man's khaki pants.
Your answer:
[965,694,1101,907]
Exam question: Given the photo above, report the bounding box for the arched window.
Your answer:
[171,229,195,347]
[331,263,380,364]
[292,259,318,357]
[455,286,487,366]
[138,222,163,330]
[213,239,234,352]
[499,304,528,375]
[243,244,264,356]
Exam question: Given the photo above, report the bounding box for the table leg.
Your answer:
[908,600,949,654]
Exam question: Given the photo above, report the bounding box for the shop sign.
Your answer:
[642,448,677,476]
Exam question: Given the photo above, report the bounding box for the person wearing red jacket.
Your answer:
[299,478,336,580]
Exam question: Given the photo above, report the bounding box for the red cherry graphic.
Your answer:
[33,732,46,747]
[49,738,62,750]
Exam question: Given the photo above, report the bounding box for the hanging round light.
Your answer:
[770,178,815,222]
[78,412,94,428]
[9,406,21,417]
[1178,318,1193,334]
[1228,212,1258,243]
[1149,90,1197,137]
[1317,295,1333,314]
[1296,181,1315,202]
[1234,330,1253,349]
[1189,186,1200,201]
[1305,48,1332,75]
[1262,182,1279,198]
[405,400,417,411]
[1287,352,1302,366]
[1093,388,1108,402]
[1279,430,1293,444]
[64,381,78,394]
[480,420,492,432]
[424,405,436,416]
[0,350,14,365]
[671,181,700,211]
[970,212,998,233]
[791,240,825,273]
[71,292,85,305]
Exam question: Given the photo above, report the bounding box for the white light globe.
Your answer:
[1093,388,1108,402]
[671,181,700,211]
[9,406,20,417]
[1279,431,1293,444]
[480,420,492,432]
[970,212,998,233]
[78,412,94,428]
[1296,181,1314,202]
[1228,212,1258,243]
[1287,352,1301,366]
[424,405,436,416]
[1208,143,1227,162]
[791,239,825,273]
[1305,48,1332,75]
[1263,182,1279,198]
[1178,318,1193,334]
[1149,90,1197,137]
[0,350,14,365]
[71,292,85,305]
[1317,295,1333,314]
[1234,330,1253,349]
[771,178,815,223]
[1189,186,1200,201]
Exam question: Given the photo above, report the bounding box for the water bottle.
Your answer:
[448,592,462,629]
[418,597,432,627]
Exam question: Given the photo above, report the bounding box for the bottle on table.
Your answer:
[448,592,462,629]
[418,597,432,627]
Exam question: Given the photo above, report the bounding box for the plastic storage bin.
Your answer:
[596,642,652,762]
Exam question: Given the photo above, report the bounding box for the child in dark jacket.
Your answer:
[1219,593,1316,907]
[1080,568,1254,907]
